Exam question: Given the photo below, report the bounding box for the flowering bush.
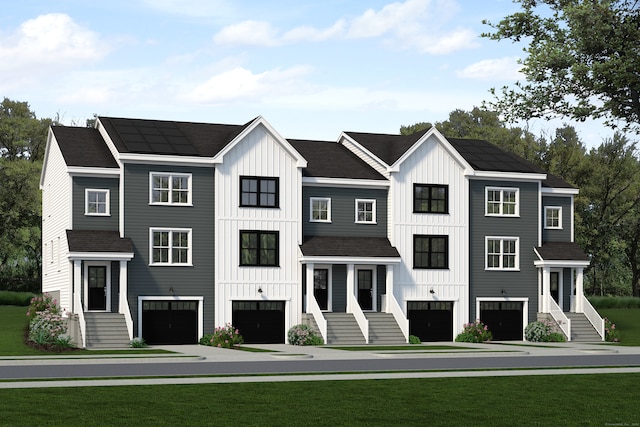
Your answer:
[604,317,620,342]
[26,293,62,320]
[525,320,566,342]
[455,321,492,343]
[201,323,244,348]
[287,324,323,345]
[26,294,73,349]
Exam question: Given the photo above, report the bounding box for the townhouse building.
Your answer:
[40,115,603,347]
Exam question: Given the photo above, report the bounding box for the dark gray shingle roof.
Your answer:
[288,139,386,180]
[300,236,400,258]
[52,126,118,168]
[536,242,589,262]
[67,230,133,253]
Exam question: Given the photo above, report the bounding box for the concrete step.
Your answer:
[325,313,366,345]
[565,312,603,342]
[365,313,406,344]
[83,312,130,349]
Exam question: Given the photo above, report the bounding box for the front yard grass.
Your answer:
[1,374,638,425]
[599,308,640,346]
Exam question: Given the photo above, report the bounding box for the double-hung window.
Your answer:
[414,235,449,269]
[355,199,376,223]
[240,176,279,208]
[150,173,191,205]
[240,231,279,266]
[486,237,519,270]
[544,206,562,229]
[486,187,518,216]
[150,228,192,265]
[85,189,110,216]
[310,197,331,222]
[414,184,448,214]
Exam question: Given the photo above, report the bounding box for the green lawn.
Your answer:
[1,374,638,425]
[599,308,640,345]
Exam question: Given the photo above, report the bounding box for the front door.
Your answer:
[314,269,329,311]
[550,272,560,305]
[357,269,373,310]
[87,266,107,311]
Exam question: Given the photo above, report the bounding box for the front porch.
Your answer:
[299,236,406,344]
[67,230,134,348]
[535,242,603,341]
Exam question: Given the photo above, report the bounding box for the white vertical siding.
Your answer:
[389,134,470,330]
[41,134,73,311]
[214,124,303,330]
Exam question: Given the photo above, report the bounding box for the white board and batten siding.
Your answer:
[41,133,74,311]
[389,134,470,327]
[214,124,303,329]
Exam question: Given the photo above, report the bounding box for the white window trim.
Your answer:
[149,172,193,206]
[355,199,377,224]
[310,197,332,223]
[85,188,110,216]
[485,236,520,271]
[149,228,193,266]
[485,187,519,217]
[544,206,563,229]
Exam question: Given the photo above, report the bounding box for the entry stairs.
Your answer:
[84,312,130,349]
[565,312,602,342]
[303,312,406,345]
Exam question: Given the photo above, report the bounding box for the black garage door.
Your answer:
[142,300,198,345]
[232,301,285,344]
[480,301,523,341]
[408,301,453,342]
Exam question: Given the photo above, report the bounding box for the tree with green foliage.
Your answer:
[482,0,640,133]
[577,133,640,296]
[0,98,52,292]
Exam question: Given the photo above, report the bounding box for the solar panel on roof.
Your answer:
[110,118,199,155]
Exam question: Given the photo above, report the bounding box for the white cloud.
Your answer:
[0,13,107,88]
[213,21,280,46]
[141,0,234,18]
[212,0,477,55]
[185,65,313,103]
[457,56,522,80]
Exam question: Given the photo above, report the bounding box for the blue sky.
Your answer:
[0,0,612,146]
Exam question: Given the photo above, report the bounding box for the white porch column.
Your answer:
[305,263,314,313]
[73,260,83,313]
[542,266,551,313]
[385,264,394,313]
[576,267,584,313]
[119,261,128,314]
[346,263,355,312]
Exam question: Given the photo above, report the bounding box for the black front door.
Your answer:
[357,270,373,310]
[550,272,560,304]
[87,266,107,311]
[314,269,329,310]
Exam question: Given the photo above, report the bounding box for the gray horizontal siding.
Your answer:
[123,164,215,335]
[73,177,119,230]
[302,186,388,237]
[469,180,539,323]
[542,195,572,242]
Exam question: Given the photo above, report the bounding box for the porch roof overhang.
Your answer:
[67,230,134,261]
[299,236,401,264]
[533,242,590,268]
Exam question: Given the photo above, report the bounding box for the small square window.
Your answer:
[545,206,562,229]
[355,199,376,223]
[85,189,110,216]
[414,235,449,269]
[240,231,279,266]
[310,198,331,222]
